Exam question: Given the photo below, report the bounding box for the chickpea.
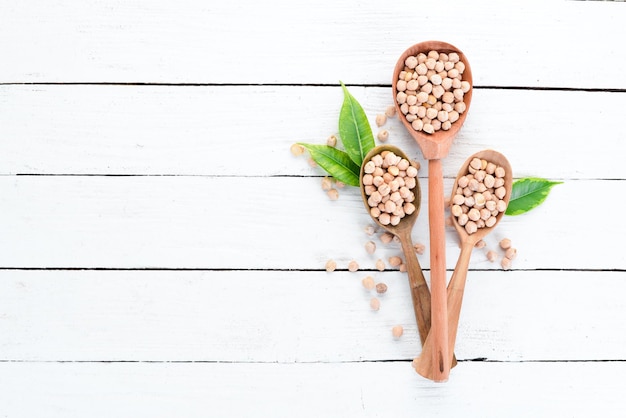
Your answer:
[405,55,418,69]
[392,325,404,338]
[375,258,386,271]
[321,176,333,191]
[505,247,517,260]
[501,257,512,270]
[365,240,376,254]
[362,276,375,290]
[486,250,498,262]
[414,243,426,255]
[377,130,389,142]
[389,256,403,267]
[376,282,388,294]
[325,259,337,272]
[370,297,381,311]
[464,220,478,234]
[327,189,339,200]
[290,143,305,156]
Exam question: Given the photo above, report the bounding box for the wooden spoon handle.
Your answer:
[427,158,450,382]
[446,240,474,366]
[413,240,472,380]
[398,231,431,345]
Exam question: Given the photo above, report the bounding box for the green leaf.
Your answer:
[338,81,375,166]
[505,177,562,216]
[298,143,360,187]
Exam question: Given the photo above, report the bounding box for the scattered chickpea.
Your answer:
[362,276,376,290]
[326,135,338,147]
[370,297,381,311]
[399,263,407,273]
[392,325,404,338]
[413,243,425,255]
[375,282,388,294]
[375,259,386,271]
[505,247,517,260]
[365,240,376,254]
[348,260,359,272]
[385,105,396,117]
[377,130,389,142]
[380,232,394,245]
[486,250,498,262]
[325,259,337,272]
[321,176,333,191]
[501,257,512,270]
[327,188,339,200]
[475,240,486,249]
[364,225,376,236]
[290,143,305,156]
[376,114,387,127]
[389,256,403,267]
[499,238,512,249]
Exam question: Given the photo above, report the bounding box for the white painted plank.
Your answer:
[1,1,625,88]
[0,176,622,270]
[1,270,625,362]
[0,361,624,417]
[1,85,625,179]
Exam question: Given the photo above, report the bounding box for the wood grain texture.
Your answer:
[0,361,625,418]
[1,0,625,412]
[1,1,625,88]
[1,270,625,362]
[1,85,625,179]
[0,176,621,270]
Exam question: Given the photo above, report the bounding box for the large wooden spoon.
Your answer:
[413,149,512,381]
[359,145,432,345]
[393,40,473,382]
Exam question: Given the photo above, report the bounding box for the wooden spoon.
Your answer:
[413,149,512,381]
[393,40,473,382]
[359,145,432,345]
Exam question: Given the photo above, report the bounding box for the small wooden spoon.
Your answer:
[393,40,473,382]
[413,149,512,381]
[359,145,431,345]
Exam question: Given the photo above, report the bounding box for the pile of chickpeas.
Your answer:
[451,157,507,235]
[395,50,470,134]
[362,150,418,226]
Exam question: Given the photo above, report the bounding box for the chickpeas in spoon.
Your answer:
[412,149,512,381]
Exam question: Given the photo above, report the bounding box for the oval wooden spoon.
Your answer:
[359,145,432,345]
[393,40,473,382]
[413,149,512,381]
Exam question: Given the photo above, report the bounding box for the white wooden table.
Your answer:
[1,1,626,416]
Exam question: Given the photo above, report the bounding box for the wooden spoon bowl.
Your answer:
[450,149,513,245]
[359,145,432,345]
[392,40,473,160]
